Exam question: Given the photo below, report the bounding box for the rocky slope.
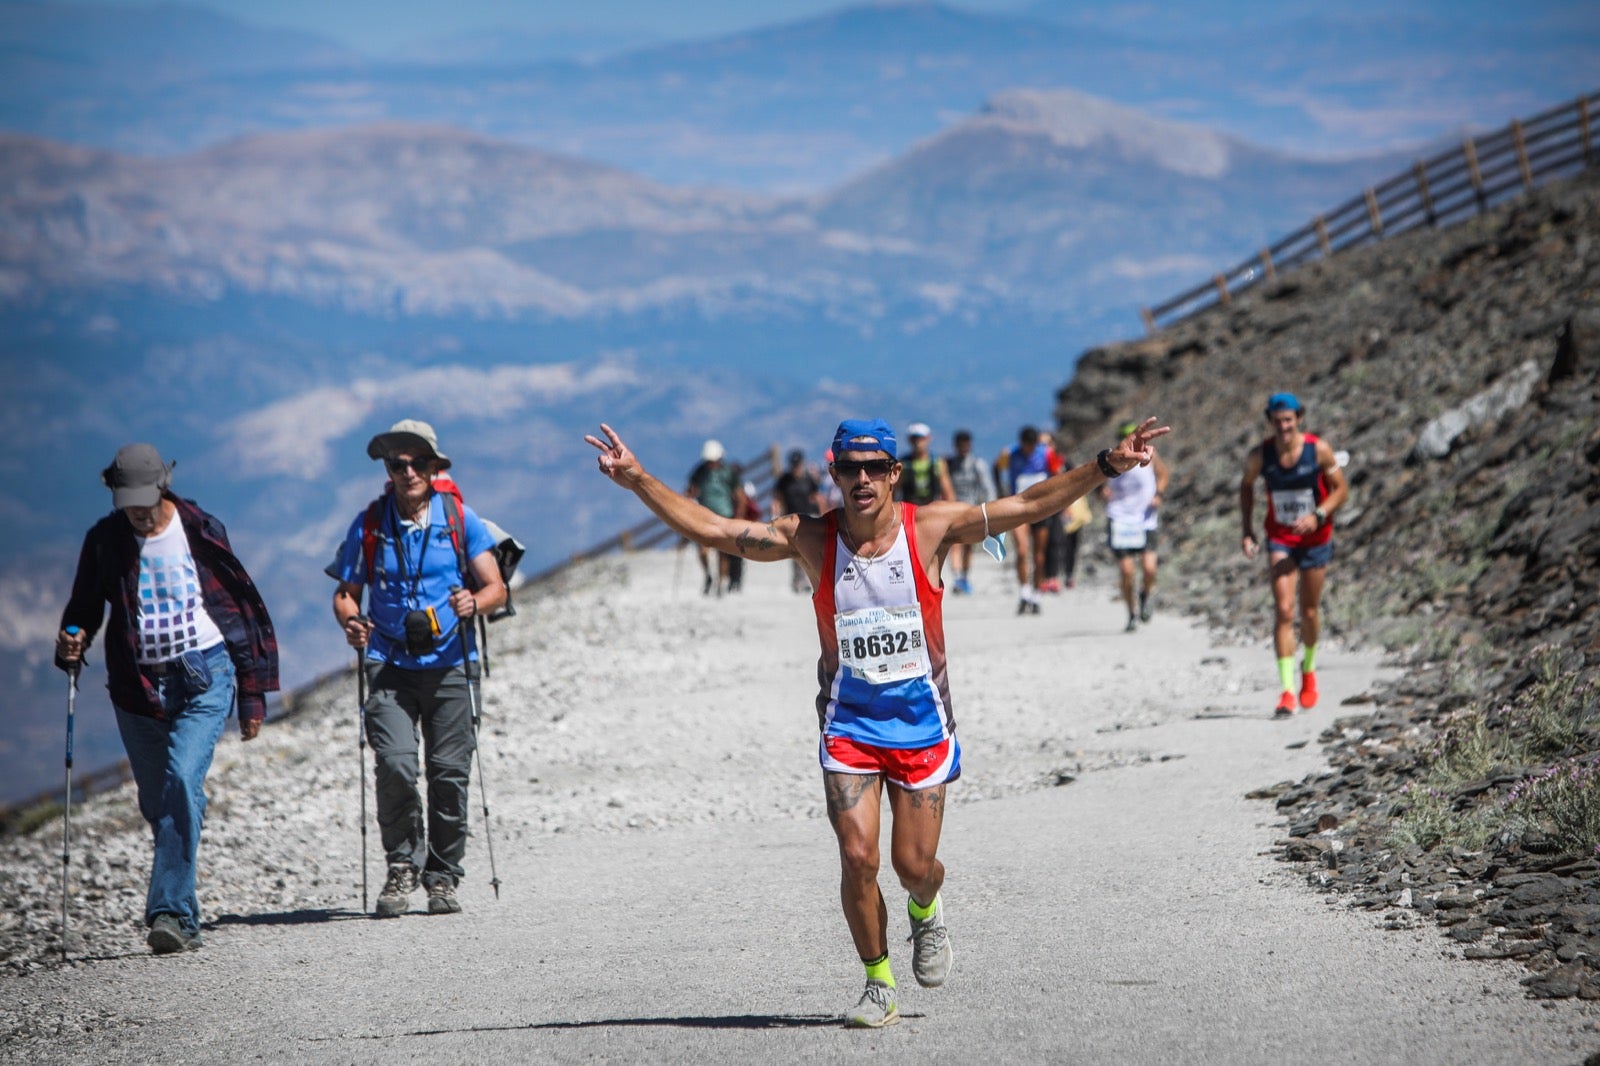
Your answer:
[1052,165,1600,997]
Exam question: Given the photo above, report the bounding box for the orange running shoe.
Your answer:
[1299,672,1319,710]
[1273,691,1296,718]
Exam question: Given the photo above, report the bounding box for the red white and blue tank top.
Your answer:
[812,504,954,748]
[1261,433,1332,549]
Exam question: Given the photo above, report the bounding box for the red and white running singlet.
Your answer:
[812,503,954,748]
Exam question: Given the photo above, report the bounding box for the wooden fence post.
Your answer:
[1413,160,1436,226]
[1580,97,1593,164]
[1125,97,1590,354]
[1463,137,1487,211]
[1511,119,1534,189]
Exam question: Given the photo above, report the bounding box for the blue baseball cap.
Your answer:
[831,418,897,459]
[1265,392,1303,415]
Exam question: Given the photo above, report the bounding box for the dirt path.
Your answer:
[3,549,1594,1064]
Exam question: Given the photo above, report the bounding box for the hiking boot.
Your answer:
[426,880,462,915]
[375,862,419,917]
[1273,691,1296,718]
[907,895,953,988]
[147,914,203,955]
[1299,671,1319,709]
[844,979,899,1028]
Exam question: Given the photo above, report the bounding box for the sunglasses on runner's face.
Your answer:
[832,459,896,479]
[385,457,434,475]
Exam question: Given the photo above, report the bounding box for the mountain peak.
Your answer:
[977,88,1238,179]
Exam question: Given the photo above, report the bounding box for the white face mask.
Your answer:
[980,502,1006,561]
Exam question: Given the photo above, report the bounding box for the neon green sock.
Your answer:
[864,953,894,987]
[1303,644,1318,674]
[907,893,938,921]
[1277,657,1296,693]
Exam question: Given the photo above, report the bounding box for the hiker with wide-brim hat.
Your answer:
[331,419,505,917]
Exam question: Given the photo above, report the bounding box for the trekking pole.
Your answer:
[452,587,501,898]
[60,626,81,962]
[354,617,370,912]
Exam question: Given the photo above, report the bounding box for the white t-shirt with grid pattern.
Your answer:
[135,516,224,664]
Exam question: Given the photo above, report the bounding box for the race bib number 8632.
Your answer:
[836,605,929,685]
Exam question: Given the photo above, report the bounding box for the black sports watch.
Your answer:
[1096,449,1121,478]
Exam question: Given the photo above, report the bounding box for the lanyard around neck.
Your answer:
[388,494,431,605]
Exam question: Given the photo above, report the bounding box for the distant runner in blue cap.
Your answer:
[587,414,1171,1028]
[1239,392,1349,717]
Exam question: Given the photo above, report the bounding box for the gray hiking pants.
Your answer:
[363,662,475,887]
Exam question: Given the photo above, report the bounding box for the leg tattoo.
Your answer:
[900,783,945,817]
[826,773,878,828]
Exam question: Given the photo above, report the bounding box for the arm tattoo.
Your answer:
[734,523,779,557]
[825,773,878,827]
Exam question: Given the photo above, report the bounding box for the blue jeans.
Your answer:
[115,643,235,935]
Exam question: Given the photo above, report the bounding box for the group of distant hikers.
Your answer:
[54,392,1344,1027]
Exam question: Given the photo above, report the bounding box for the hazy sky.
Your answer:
[67,0,1020,51]
[40,0,1589,54]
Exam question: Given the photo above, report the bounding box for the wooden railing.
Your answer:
[1140,90,1599,334]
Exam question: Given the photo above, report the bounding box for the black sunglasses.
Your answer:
[385,457,434,474]
[832,459,896,478]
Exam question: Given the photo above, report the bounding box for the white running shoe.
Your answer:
[908,894,953,988]
[845,979,900,1028]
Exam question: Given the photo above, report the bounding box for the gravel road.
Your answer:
[2,548,1595,1064]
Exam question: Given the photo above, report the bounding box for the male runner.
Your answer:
[945,429,996,594]
[1102,420,1171,631]
[1007,426,1063,615]
[895,422,954,507]
[587,415,1170,1027]
[1239,393,1348,716]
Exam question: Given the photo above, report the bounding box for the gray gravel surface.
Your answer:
[3,549,1596,1063]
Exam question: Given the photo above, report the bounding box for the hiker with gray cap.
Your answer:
[329,420,506,917]
[55,443,279,955]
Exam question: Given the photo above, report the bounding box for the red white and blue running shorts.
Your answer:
[819,734,962,791]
